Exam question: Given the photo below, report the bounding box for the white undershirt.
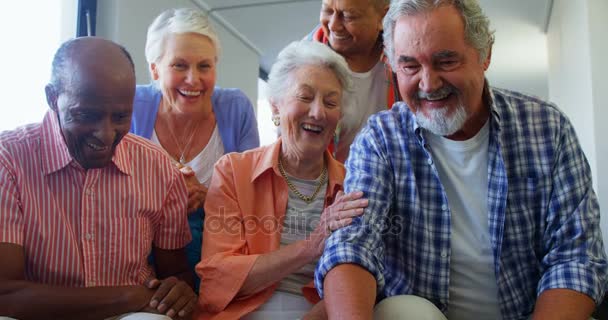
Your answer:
[151,125,224,187]
[337,61,388,160]
[424,120,502,320]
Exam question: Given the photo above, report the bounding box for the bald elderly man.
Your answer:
[0,37,196,320]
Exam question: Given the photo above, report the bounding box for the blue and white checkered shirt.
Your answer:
[315,86,607,320]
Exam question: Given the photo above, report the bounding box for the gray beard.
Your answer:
[415,104,468,136]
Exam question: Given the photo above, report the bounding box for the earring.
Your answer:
[272,115,280,126]
[334,124,342,137]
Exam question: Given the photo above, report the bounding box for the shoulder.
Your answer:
[491,87,569,133]
[0,123,42,163]
[366,102,416,136]
[216,144,271,171]
[119,133,176,172]
[212,87,256,125]
[134,84,161,104]
[213,87,253,110]
[133,84,161,114]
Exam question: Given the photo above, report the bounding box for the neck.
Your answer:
[445,104,490,141]
[344,41,384,73]
[161,97,213,120]
[280,149,325,180]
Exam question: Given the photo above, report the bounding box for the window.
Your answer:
[0,0,75,131]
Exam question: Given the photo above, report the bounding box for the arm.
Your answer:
[143,167,197,319]
[535,116,607,317]
[532,288,595,320]
[315,119,395,317]
[0,243,154,320]
[238,191,367,297]
[0,152,154,319]
[324,264,376,320]
[198,157,365,311]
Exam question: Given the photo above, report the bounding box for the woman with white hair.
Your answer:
[130,8,260,289]
[196,40,368,319]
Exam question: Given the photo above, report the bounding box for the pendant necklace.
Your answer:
[163,114,200,165]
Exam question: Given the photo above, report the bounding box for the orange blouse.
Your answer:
[195,139,345,320]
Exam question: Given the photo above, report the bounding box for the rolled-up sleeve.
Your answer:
[315,118,394,298]
[197,155,260,312]
[538,116,608,303]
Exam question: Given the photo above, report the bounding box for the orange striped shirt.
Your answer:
[0,111,191,287]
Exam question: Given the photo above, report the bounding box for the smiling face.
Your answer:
[151,32,217,112]
[320,0,385,59]
[46,39,135,169]
[272,64,343,161]
[393,5,491,138]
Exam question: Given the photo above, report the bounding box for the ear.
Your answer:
[45,84,58,112]
[150,63,160,80]
[482,46,492,71]
[269,98,280,117]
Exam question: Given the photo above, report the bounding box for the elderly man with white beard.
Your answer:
[314,0,608,320]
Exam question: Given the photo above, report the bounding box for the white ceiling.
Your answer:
[197,0,553,98]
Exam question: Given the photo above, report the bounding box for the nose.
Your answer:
[93,118,117,145]
[418,67,443,93]
[185,68,201,85]
[328,13,343,32]
[309,97,326,120]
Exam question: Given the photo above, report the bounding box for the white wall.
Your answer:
[548,0,606,252]
[60,0,78,41]
[95,0,259,105]
[588,0,608,251]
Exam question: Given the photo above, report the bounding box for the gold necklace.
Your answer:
[278,157,328,204]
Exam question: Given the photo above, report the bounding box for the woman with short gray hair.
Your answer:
[197,40,367,319]
[130,7,260,291]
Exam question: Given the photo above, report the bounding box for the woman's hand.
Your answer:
[175,163,208,213]
[306,190,368,258]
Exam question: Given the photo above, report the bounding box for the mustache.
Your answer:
[416,85,458,100]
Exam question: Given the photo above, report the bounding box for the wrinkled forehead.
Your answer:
[322,0,378,10]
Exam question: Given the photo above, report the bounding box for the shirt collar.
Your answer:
[251,138,344,195]
[40,110,131,176]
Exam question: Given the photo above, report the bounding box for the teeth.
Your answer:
[426,93,449,101]
[87,142,107,151]
[302,123,323,132]
[332,34,349,40]
[178,89,201,97]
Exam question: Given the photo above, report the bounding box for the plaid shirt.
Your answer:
[315,86,607,320]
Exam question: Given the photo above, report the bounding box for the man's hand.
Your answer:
[144,277,197,319]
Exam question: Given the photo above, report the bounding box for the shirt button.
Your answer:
[440,251,448,258]
[85,233,94,240]
[441,204,448,211]
[427,158,433,165]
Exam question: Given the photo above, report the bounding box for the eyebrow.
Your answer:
[432,50,460,60]
[397,56,418,64]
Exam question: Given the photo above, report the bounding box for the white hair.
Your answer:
[383,0,495,69]
[267,41,352,109]
[145,8,221,68]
